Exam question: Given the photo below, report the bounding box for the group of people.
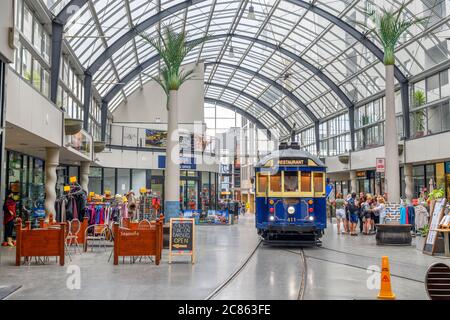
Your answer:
[334,192,387,236]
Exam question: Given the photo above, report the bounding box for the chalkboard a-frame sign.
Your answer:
[169,218,195,264]
[423,198,447,255]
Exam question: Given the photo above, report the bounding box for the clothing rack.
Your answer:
[55,183,87,222]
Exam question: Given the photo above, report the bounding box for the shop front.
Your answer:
[355,170,384,195]
[6,150,45,221]
[88,167,219,212]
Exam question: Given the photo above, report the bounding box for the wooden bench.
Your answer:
[376,223,412,246]
[15,218,66,266]
[113,217,163,265]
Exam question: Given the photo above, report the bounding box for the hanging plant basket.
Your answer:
[64,118,83,135]
[94,141,106,153]
[338,154,350,164]
[398,144,404,156]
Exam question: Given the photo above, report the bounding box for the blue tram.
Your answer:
[255,142,327,246]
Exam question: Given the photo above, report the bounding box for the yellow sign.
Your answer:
[278,159,307,166]
[356,171,366,178]
[64,186,71,192]
[69,176,77,183]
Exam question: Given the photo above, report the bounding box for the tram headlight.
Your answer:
[287,206,295,214]
[269,215,275,221]
[308,216,315,221]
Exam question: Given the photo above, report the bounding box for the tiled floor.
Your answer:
[0,216,446,300]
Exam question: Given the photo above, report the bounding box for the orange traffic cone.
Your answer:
[377,256,396,300]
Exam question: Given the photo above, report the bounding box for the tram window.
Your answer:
[314,172,324,193]
[258,174,268,193]
[270,173,282,192]
[284,171,299,192]
[301,172,312,192]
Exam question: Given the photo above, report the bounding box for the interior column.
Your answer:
[45,147,60,220]
[404,163,413,204]
[350,170,357,194]
[80,161,90,193]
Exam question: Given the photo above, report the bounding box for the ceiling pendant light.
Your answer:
[248,1,256,20]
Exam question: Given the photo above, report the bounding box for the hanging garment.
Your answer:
[400,206,407,224]
[408,205,416,232]
[415,205,429,230]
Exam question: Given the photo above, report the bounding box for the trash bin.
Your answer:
[229,213,235,225]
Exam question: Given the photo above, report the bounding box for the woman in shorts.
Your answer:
[335,193,346,234]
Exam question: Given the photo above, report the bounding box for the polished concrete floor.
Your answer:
[0,216,446,300]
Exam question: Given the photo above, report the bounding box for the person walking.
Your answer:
[347,192,359,236]
[2,191,17,247]
[335,193,346,235]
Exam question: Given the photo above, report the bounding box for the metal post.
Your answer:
[401,81,411,139]
[100,100,108,142]
[50,22,64,104]
[348,105,355,151]
[83,72,93,131]
[315,121,320,156]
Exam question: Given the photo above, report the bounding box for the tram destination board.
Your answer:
[169,218,195,264]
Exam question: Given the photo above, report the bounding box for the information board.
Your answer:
[169,218,195,264]
[424,198,447,255]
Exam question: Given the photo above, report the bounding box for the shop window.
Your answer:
[314,172,324,193]
[283,171,299,192]
[257,173,268,193]
[131,169,146,191]
[103,168,116,195]
[301,172,312,192]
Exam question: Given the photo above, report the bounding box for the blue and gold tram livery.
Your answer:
[255,143,327,246]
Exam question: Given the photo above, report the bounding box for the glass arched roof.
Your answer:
[46,0,450,137]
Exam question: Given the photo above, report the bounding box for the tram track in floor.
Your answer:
[283,249,425,284]
[205,239,308,300]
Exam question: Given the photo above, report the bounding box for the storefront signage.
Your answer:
[158,155,197,170]
[424,198,447,255]
[356,171,366,178]
[278,158,308,166]
[376,158,385,173]
[169,218,195,264]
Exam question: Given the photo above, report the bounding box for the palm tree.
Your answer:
[362,3,425,203]
[139,25,208,220]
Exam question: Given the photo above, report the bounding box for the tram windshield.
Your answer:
[283,172,299,192]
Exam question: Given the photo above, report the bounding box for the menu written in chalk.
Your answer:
[424,198,447,255]
[169,218,195,264]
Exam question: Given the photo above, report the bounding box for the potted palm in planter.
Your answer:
[139,25,208,220]
[416,224,429,250]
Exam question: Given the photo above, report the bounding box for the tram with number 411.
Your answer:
[254,141,327,246]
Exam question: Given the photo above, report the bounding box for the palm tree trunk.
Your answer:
[384,64,400,203]
[164,90,180,220]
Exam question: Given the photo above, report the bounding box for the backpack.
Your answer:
[347,199,358,214]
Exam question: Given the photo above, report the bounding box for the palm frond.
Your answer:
[139,23,209,95]
[358,2,428,65]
